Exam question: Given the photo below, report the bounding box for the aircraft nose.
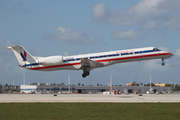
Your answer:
[168,52,174,57]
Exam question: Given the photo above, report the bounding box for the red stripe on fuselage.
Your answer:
[29,62,81,70]
[29,52,173,70]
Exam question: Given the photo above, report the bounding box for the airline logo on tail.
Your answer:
[21,51,27,62]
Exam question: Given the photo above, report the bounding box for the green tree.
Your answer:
[165,84,171,87]
[61,82,65,86]
[144,83,155,86]
[174,84,180,91]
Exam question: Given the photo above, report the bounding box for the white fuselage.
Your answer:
[25,47,173,71]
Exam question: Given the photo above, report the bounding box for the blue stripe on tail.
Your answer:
[20,52,27,61]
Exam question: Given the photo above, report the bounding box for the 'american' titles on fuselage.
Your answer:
[7,46,173,78]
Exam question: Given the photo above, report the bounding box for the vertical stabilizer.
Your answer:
[7,45,36,66]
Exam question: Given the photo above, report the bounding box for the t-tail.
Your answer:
[7,45,38,67]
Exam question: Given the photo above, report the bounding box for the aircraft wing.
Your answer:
[80,58,104,69]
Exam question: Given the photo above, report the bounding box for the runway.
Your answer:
[0,94,180,103]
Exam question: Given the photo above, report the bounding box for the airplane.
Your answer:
[7,45,173,78]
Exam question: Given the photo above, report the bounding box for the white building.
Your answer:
[20,85,37,93]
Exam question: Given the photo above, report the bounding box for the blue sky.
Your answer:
[1,0,180,86]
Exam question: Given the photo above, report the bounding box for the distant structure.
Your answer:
[20,85,37,93]
[155,83,167,87]
[0,84,20,93]
[0,84,2,92]
[127,82,132,86]
[0,83,172,94]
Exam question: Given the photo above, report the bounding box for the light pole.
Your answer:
[110,74,112,93]
[23,73,25,85]
[150,75,151,93]
[23,73,25,92]
[68,74,70,92]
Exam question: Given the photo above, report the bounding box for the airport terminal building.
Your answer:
[0,83,172,94]
[26,83,172,94]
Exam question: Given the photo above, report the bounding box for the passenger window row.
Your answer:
[63,52,132,62]
[63,49,158,62]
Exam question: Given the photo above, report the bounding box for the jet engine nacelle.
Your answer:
[38,56,63,65]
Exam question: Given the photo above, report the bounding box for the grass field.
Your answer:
[0,103,180,120]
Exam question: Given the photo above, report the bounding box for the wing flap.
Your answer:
[80,58,104,69]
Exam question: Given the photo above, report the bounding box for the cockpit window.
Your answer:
[153,48,160,51]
